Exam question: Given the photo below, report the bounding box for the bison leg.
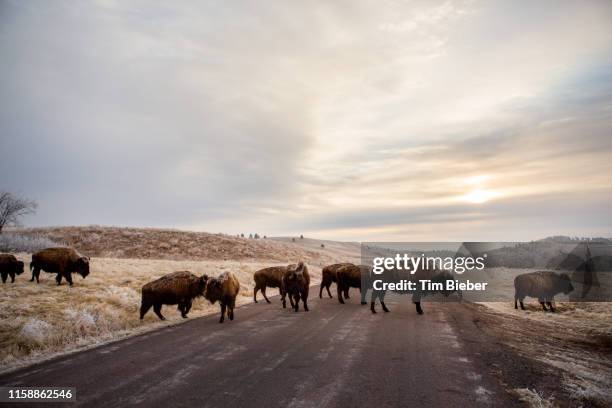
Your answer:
[519,299,525,310]
[281,288,287,308]
[360,287,367,305]
[219,303,226,323]
[344,288,350,299]
[140,300,152,319]
[414,302,423,315]
[140,301,152,319]
[56,273,63,285]
[337,285,345,304]
[319,282,324,298]
[293,294,300,312]
[370,301,377,313]
[302,290,309,312]
[326,284,333,298]
[9,271,15,283]
[181,300,192,318]
[539,301,548,311]
[153,304,165,320]
[1,272,6,284]
[31,267,40,283]
[65,272,73,286]
[381,301,390,313]
[287,292,296,309]
[261,286,271,304]
[546,302,555,312]
[253,286,259,303]
[514,296,518,309]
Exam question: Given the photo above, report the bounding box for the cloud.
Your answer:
[1,0,611,240]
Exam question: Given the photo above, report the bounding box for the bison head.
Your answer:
[558,273,574,294]
[76,257,90,278]
[15,261,25,275]
[205,277,224,303]
[285,262,306,289]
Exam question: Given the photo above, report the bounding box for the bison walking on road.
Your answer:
[336,264,369,305]
[0,254,24,283]
[319,263,353,299]
[253,266,287,305]
[140,271,207,320]
[514,271,574,312]
[30,247,90,286]
[205,272,240,323]
[282,262,310,312]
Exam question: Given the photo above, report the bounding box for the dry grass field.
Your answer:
[0,256,320,372]
[478,301,612,405]
[0,227,359,373]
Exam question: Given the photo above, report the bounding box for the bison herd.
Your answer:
[1,247,577,325]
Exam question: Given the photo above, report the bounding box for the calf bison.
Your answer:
[370,268,456,314]
[30,247,90,286]
[0,254,24,283]
[253,265,287,305]
[336,264,369,305]
[140,271,207,320]
[282,262,310,312]
[319,263,353,299]
[514,271,574,312]
[205,272,240,323]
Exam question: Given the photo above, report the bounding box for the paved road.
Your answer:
[0,294,518,407]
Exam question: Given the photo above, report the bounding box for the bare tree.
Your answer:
[0,192,37,234]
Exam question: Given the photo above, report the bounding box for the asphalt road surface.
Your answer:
[0,293,519,407]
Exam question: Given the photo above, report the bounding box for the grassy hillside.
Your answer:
[13,226,360,266]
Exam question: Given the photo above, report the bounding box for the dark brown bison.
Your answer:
[514,271,574,312]
[319,263,353,299]
[0,254,24,283]
[30,247,90,286]
[370,268,456,314]
[140,271,207,320]
[204,272,240,323]
[253,265,287,305]
[282,262,310,312]
[336,264,369,305]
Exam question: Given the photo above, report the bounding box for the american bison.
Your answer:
[336,264,369,305]
[282,262,310,312]
[140,271,207,320]
[205,272,240,323]
[30,247,90,286]
[370,268,456,314]
[319,263,353,299]
[253,265,287,305]
[0,254,24,283]
[514,271,574,312]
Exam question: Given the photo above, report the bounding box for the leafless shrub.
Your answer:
[0,192,37,234]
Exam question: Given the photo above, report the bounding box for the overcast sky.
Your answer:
[1,0,612,241]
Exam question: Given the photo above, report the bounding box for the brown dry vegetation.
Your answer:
[15,226,359,265]
[0,227,358,372]
[478,301,612,406]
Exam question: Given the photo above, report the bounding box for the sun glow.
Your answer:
[461,189,499,204]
